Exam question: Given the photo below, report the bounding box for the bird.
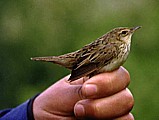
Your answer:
[31,26,141,82]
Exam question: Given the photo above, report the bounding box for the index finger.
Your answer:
[82,66,130,99]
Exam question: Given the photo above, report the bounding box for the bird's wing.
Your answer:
[68,43,118,81]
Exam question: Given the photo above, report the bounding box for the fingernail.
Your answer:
[84,84,97,97]
[74,104,85,117]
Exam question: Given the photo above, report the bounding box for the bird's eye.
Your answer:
[121,31,128,34]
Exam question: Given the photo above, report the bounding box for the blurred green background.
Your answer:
[0,0,159,119]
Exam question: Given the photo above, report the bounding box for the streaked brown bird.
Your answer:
[31,26,141,82]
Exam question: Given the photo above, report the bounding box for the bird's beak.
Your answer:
[130,26,142,33]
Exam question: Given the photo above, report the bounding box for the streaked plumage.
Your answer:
[31,26,141,82]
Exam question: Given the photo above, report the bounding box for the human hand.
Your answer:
[33,67,134,120]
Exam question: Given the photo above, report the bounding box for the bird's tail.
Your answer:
[31,52,77,69]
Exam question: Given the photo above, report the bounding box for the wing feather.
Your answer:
[68,43,118,81]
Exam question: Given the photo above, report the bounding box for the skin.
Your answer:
[33,67,134,120]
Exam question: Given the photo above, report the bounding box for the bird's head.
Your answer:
[110,26,141,44]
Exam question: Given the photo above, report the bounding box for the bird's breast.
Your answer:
[99,44,130,72]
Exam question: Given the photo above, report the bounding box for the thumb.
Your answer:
[38,75,85,114]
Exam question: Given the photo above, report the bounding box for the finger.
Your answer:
[74,89,134,119]
[82,66,130,98]
[114,113,134,120]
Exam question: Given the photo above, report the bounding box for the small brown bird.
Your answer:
[31,26,141,82]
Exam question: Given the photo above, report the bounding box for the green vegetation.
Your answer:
[0,0,159,119]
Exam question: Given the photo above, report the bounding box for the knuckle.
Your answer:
[92,103,101,118]
[124,89,134,111]
[76,86,85,99]
[84,101,101,118]
[115,113,134,120]
[128,113,135,120]
[124,70,131,84]
[119,67,131,86]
